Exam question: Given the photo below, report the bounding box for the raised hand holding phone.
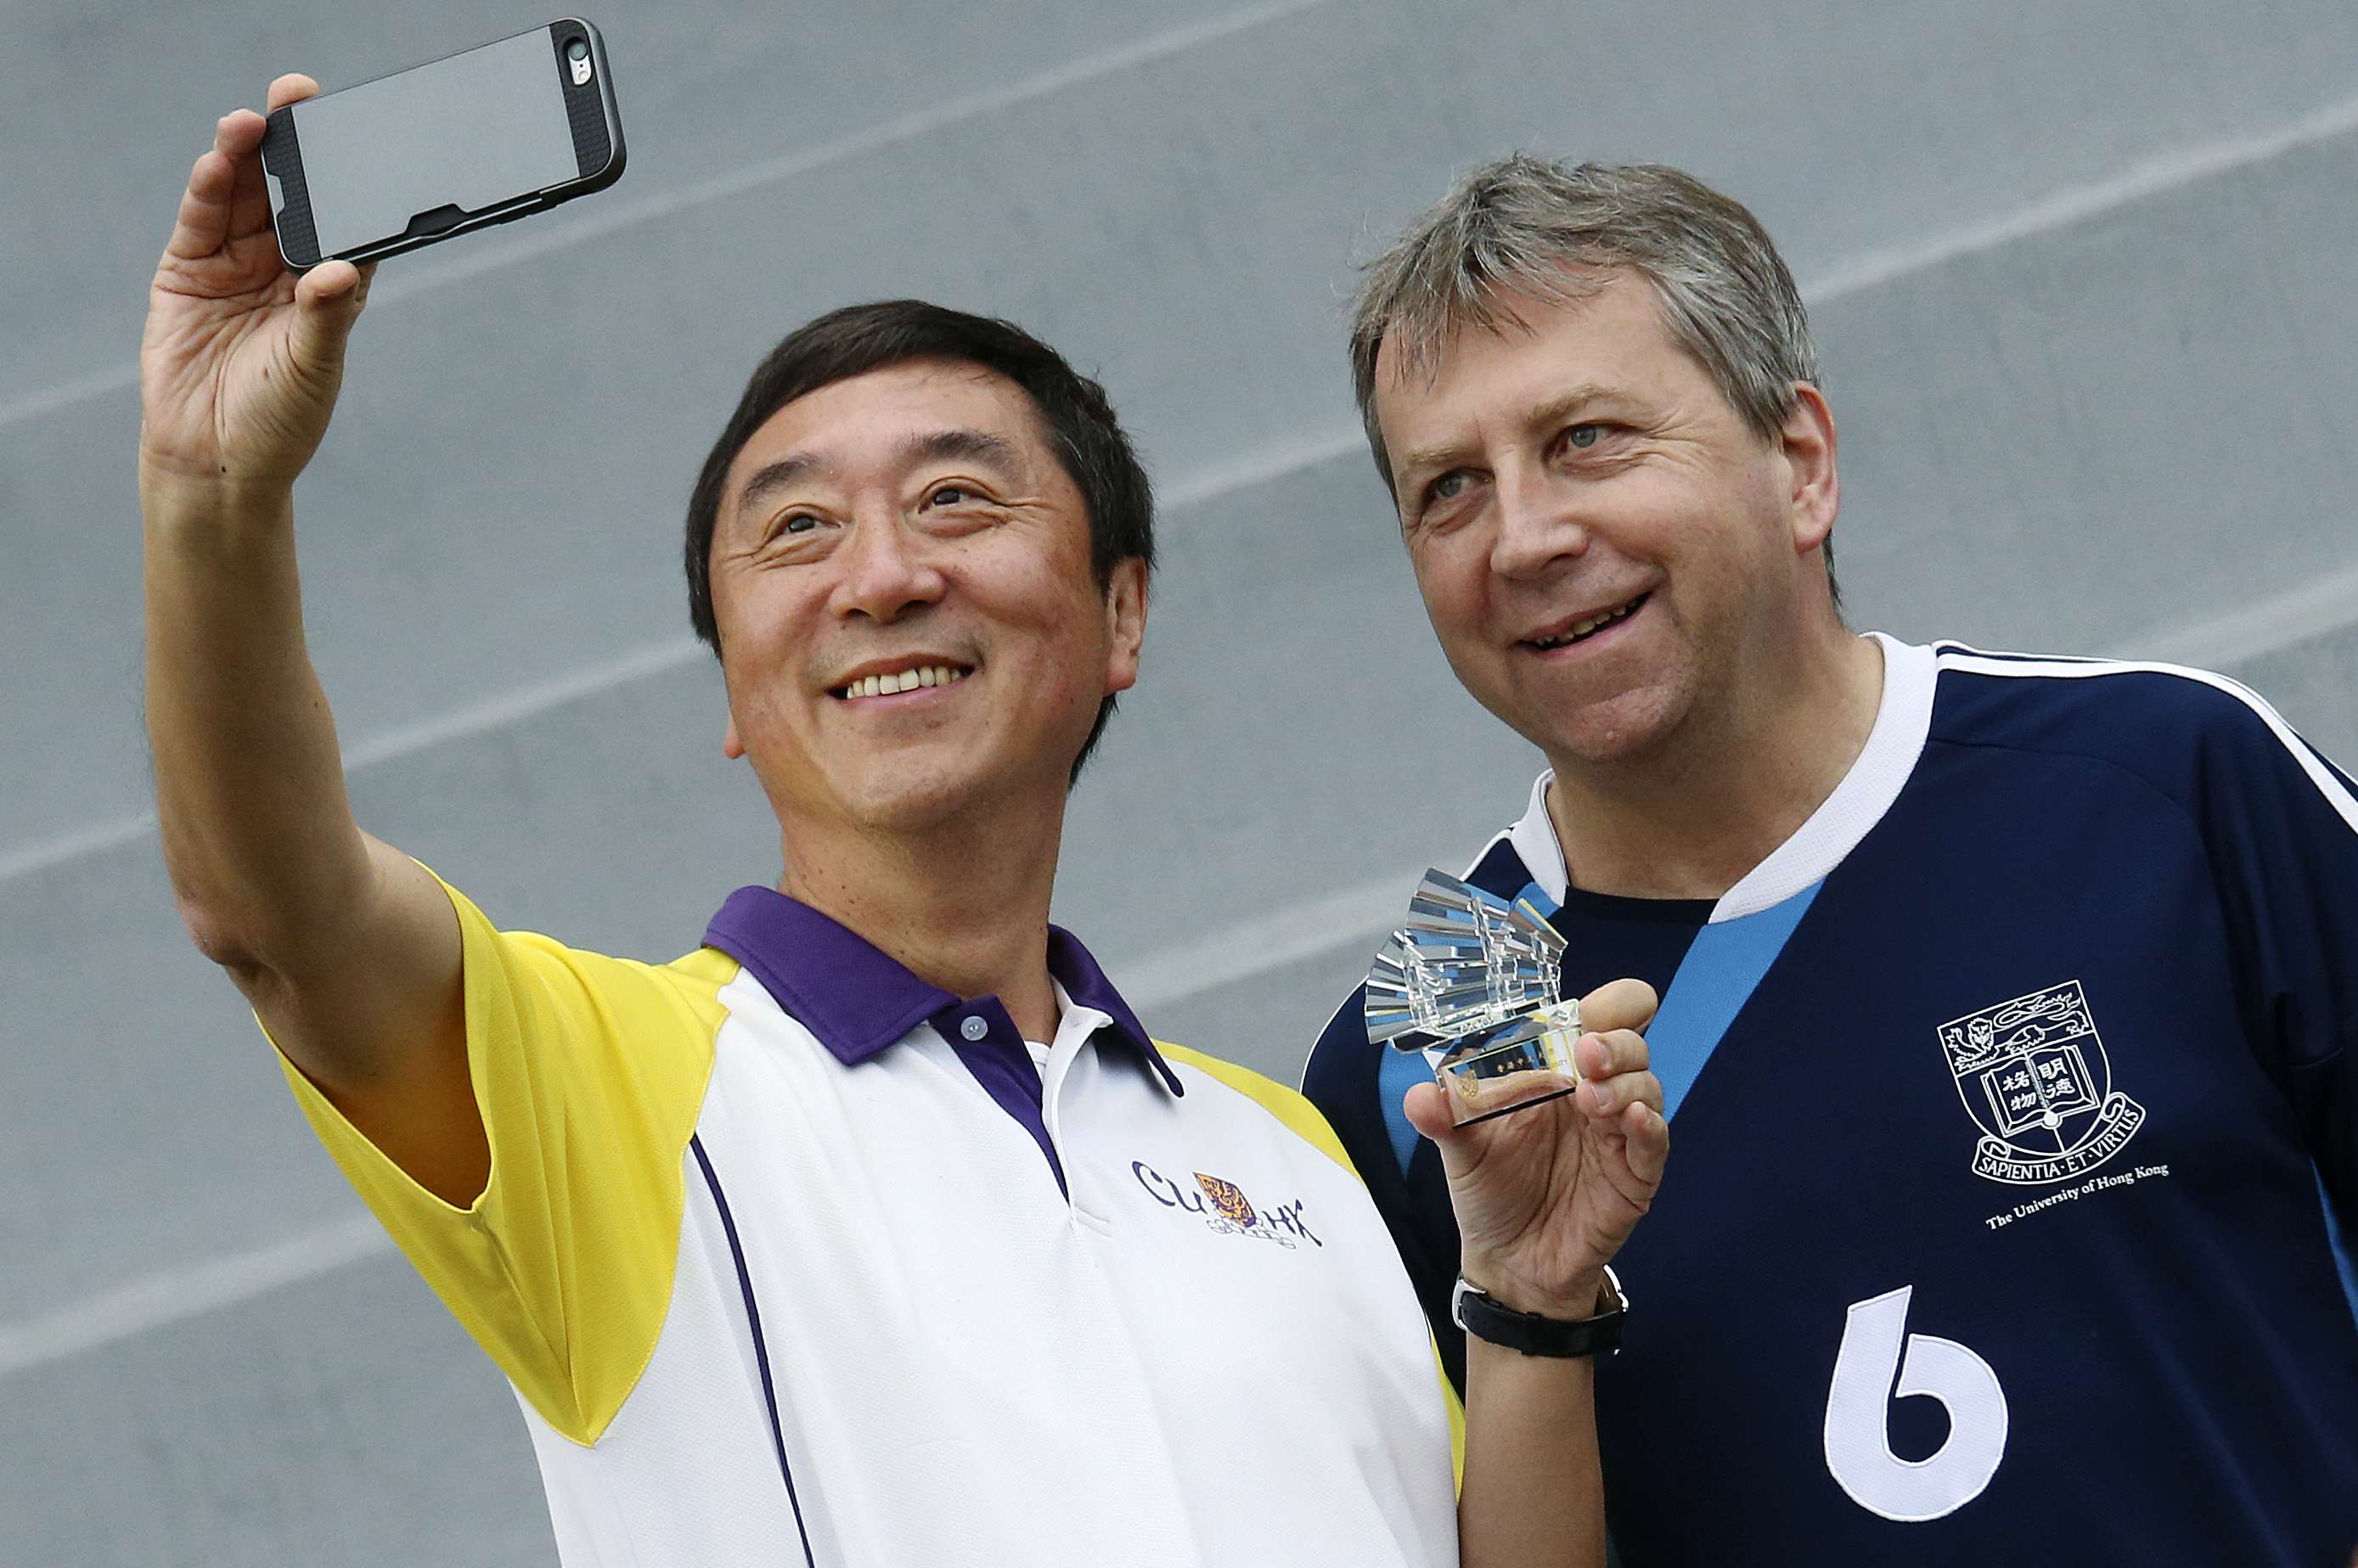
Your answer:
[141,74,369,497]
[138,71,481,1208]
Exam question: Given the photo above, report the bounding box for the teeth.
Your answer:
[1534,598,1640,649]
[839,665,968,699]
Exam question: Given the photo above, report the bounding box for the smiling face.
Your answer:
[707,358,1145,837]
[1373,267,1837,771]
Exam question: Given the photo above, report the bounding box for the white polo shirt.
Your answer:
[280,877,1461,1567]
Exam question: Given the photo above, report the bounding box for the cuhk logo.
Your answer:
[1128,1161,1322,1248]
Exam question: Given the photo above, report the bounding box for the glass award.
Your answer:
[1365,869,1581,1125]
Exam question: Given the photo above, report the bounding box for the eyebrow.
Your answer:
[899,427,1021,475]
[734,453,821,524]
[1391,381,1623,494]
[731,429,1023,525]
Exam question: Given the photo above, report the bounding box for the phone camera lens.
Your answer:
[566,37,588,61]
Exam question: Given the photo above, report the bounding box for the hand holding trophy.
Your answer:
[1370,871,1668,1320]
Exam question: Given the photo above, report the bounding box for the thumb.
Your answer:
[1402,1079,1458,1145]
[288,260,369,373]
[1401,1078,1506,1183]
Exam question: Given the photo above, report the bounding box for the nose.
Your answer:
[828,508,948,622]
[1488,459,1588,582]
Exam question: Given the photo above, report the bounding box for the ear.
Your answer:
[723,713,746,761]
[1101,557,1149,697]
[1778,382,1840,556]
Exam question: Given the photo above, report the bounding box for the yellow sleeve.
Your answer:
[274,872,729,1445]
[1156,1041,1468,1487]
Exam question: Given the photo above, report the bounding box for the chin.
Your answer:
[844,769,981,831]
[1528,683,1687,767]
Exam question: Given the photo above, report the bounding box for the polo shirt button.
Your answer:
[960,1015,988,1042]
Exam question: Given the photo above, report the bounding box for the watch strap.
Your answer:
[1451,1265,1628,1357]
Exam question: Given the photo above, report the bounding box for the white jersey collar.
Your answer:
[1505,633,1936,924]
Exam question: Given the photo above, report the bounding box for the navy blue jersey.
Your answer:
[1303,638,2358,1564]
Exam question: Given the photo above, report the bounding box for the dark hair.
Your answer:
[684,300,1156,782]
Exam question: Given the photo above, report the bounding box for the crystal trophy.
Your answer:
[1365,869,1581,1125]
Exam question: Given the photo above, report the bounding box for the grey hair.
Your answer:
[1349,155,1821,489]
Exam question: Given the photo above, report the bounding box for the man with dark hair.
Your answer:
[139,77,1669,1566]
[678,297,1158,780]
[1303,153,2358,1563]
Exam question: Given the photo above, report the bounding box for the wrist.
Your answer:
[1460,1261,1614,1320]
[139,458,296,537]
[1453,1266,1629,1359]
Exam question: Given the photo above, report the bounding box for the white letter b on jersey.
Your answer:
[1822,1285,2007,1521]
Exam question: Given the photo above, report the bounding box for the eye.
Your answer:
[1566,424,1606,450]
[1421,470,1479,513]
[780,512,820,535]
[927,484,972,508]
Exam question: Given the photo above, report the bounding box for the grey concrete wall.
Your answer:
[5,0,2355,1560]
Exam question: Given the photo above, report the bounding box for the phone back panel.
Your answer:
[263,20,622,270]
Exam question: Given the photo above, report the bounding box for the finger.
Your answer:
[228,78,319,244]
[1617,1100,1669,1188]
[1581,1068,1664,1121]
[266,74,322,112]
[289,259,370,375]
[164,139,239,260]
[1573,1027,1650,1082]
[1579,976,1659,1037]
[224,110,275,243]
[217,107,268,149]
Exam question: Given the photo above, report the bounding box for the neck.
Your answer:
[1545,625,1884,902]
[774,788,1069,1043]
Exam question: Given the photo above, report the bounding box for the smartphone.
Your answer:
[259,19,626,271]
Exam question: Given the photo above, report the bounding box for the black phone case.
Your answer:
[261,18,626,272]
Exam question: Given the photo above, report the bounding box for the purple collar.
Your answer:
[702,885,1181,1094]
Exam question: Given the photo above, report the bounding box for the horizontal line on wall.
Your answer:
[0,1217,389,1382]
[1115,867,1417,1012]
[1804,90,2358,306]
[2112,558,2358,672]
[0,635,710,886]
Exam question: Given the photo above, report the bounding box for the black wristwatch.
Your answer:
[1451,1266,1629,1357]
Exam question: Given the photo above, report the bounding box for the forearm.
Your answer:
[142,466,371,972]
[1459,1338,1607,1568]
[1421,992,1668,1568]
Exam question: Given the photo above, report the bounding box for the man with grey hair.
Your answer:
[1303,155,2358,1562]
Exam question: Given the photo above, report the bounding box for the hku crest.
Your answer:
[1938,981,2145,1185]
